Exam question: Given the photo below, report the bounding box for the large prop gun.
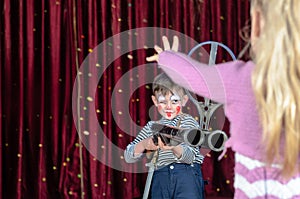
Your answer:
[151,123,228,152]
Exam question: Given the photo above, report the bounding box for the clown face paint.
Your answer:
[156,93,183,120]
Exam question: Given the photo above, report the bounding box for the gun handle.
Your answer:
[152,134,159,145]
[145,150,155,159]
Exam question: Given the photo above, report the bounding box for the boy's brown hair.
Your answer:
[152,73,186,97]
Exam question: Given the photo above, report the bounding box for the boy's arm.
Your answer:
[124,122,158,163]
[171,145,183,158]
[177,144,200,164]
[134,137,158,156]
[158,142,200,164]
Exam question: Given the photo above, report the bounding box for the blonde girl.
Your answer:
[147,0,300,198]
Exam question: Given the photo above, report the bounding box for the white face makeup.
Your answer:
[170,95,181,103]
[154,93,183,120]
[157,95,166,103]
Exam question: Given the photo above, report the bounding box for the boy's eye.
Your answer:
[171,100,180,104]
[158,100,167,104]
[157,100,180,105]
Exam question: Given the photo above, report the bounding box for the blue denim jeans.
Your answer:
[150,163,205,199]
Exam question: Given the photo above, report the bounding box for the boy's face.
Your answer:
[151,91,188,120]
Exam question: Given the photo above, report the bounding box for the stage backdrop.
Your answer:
[0,0,250,198]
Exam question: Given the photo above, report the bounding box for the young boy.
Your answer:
[124,73,205,199]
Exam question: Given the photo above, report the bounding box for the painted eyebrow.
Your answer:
[170,95,181,101]
[157,96,166,102]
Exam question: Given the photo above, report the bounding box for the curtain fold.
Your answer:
[1,0,250,198]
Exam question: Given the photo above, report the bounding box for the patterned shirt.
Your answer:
[124,114,204,168]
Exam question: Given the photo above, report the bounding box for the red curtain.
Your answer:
[0,0,250,198]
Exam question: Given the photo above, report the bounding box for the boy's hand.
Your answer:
[146,35,179,62]
[157,136,175,150]
[142,137,159,151]
[158,137,183,158]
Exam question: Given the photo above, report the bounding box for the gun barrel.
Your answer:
[181,129,205,147]
[201,130,228,152]
[151,123,228,151]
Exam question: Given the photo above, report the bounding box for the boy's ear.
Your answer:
[181,95,189,106]
[151,95,158,106]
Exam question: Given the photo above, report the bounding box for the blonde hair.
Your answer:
[251,0,300,177]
